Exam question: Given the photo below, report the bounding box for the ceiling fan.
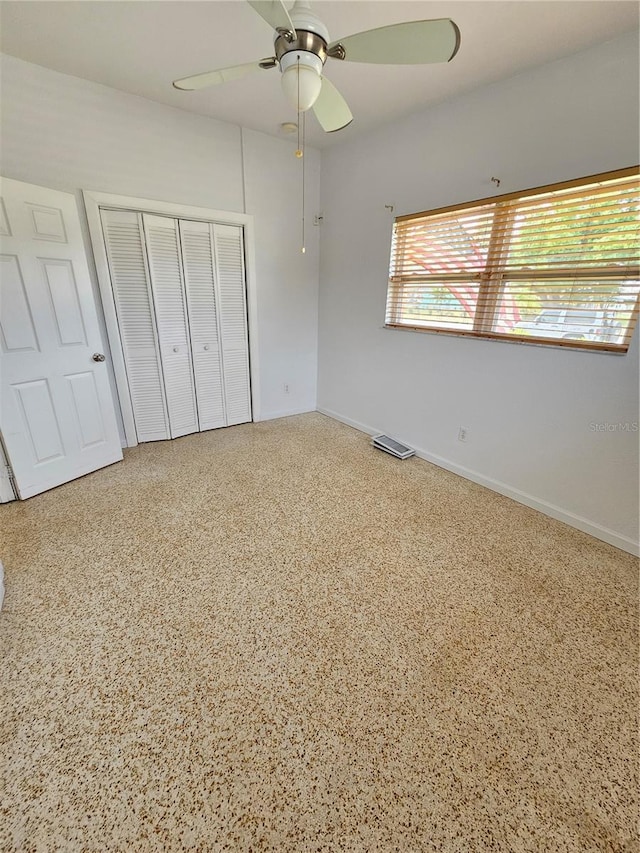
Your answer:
[173,0,461,133]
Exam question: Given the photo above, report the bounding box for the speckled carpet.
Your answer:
[0,413,637,852]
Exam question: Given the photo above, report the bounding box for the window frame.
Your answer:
[385,166,640,354]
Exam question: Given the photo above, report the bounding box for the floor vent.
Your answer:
[372,434,415,460]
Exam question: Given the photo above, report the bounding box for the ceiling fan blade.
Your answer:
[313,77,353,133]
[247,0,296,35]
[173,59,275,91]
[328,18,460,65]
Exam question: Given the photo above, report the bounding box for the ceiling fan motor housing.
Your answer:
[275,0,329,70]
[276,35,326,73]
[289,0,330,44]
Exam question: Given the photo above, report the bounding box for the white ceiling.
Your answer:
[1,1,638,148]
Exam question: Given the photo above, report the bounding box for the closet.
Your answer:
[100,209,251,443]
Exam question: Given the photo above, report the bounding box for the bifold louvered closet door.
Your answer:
[143,214,199,438]
[100,209,251,443]
[179,220,227,431]
[100,210,170,442]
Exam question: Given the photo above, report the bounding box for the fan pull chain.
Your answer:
[295,56,302,156]
[301,110,306,254]
[294,55,305,254]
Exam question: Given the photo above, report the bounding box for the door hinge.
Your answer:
[5,461,17,498]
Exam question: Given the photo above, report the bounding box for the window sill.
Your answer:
[382,323,629,355]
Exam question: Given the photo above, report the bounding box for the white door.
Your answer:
[100,208,170,443]
[142,214,199,439]
[179,219,226,431]
[0,177,122,499]
[213,224,252,426]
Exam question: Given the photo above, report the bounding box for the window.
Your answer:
[386,167,640,352]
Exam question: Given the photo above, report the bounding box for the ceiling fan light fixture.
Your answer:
[280,51,323,112]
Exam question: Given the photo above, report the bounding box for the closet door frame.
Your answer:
[84,190,259,447]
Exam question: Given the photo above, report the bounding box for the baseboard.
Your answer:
[317,406,639,556]
[257,406,316,422]
[317,407,380,439]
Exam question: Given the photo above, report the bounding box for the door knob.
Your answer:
[204,345,210,351]
[92,353,106,362]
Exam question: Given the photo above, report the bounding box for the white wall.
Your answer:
[0,53,320,430]
[318,32,640,554]
[242,129,319,419]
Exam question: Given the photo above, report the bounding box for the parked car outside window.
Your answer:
[514,308,624,344]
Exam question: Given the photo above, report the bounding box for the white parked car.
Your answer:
[514,308,623,344]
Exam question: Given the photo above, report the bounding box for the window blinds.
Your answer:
[387,167,640,352]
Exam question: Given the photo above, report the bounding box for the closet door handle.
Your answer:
[173,346,179,353]
[203,345,210,351]
[92,353,106,362]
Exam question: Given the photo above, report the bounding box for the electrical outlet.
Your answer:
[284,384,290,394]
[458,426,468,442]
